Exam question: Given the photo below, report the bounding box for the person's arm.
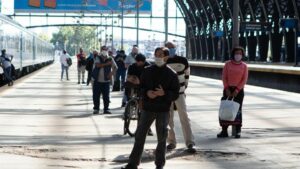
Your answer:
[222,62,229,89]
[111,57,118,74]
[184,61,190,89]
[236,64,248,93]
[222,62,231,97]
[10,55,13,62]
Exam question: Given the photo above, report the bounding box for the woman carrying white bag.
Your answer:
[217,46,248,139]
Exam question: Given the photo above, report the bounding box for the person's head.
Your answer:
[231,46,245,62]
[108,50,113,56]
[100,46,108,56]
[1,49,6,55]
[131,46,139,55]
[119,50,125,55]
[79,48,83,53]
[165,41,176,57]
[135,53,146,67]
[63,50,66,54]
[93,50,98,56]
[154,47,167,67]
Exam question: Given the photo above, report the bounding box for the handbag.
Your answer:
[219,97,240,121]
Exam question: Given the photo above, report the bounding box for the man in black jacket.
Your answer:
[121,47,180,169]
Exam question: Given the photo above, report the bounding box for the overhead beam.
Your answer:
[26,23,185,38]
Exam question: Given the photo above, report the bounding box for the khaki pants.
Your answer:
[167,94,195,147]
[77,66,85,83]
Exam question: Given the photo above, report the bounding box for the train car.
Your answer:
[0,14,54,85]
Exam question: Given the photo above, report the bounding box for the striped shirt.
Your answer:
[166,56,190,94]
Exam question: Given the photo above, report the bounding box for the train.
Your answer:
[0,14,54,85]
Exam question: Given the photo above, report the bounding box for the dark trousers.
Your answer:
[87,70,92,85]
[128,111,169,167]
[93,81,110,111]
[219,87,244,127]
[115,69,126,89]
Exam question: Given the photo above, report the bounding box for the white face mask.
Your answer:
[154,57,165,67]
[101,51,108,56]
[234,54,242,62]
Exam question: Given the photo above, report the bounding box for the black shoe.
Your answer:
[82,81,85,84]
[93,110,99,114]
[121,164,137,169]
[147,128,153,136]
[167,143,176,151]
[121,102,126,107]
[103,110,111,114]
[78,82,80,84]
[217,126,229,138]
[156,166,164,169]
[187,144,196,153]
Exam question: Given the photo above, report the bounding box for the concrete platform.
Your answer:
[0,62,299,169]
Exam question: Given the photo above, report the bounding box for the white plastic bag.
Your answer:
[219,98,240,121]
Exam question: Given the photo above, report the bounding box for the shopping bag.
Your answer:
[219,97,240,121]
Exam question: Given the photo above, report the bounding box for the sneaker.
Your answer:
[103,110,111,114]
[166,143,176,151]
[147,128,154,136]
[187,144,196,153]
[93,109,99,114]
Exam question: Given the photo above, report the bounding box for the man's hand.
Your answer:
[153,85,165,96]
[147,90,157,99]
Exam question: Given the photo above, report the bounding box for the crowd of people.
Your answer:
[58,43,249,169]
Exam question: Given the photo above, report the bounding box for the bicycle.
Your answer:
[123,82,141,137]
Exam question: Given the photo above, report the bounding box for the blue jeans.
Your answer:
[115,69,126,88]
[61,64,69,80]
[128,111,169,167]
[4,66,12,82]
[93,81,110,111]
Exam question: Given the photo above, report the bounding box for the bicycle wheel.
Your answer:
[124,99,139,137]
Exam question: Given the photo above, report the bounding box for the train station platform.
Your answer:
[0,61,300,169]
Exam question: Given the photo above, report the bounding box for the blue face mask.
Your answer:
[169,48,176,57]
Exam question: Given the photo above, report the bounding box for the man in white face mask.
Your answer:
[122,47,180,169]
[92,46,117,115]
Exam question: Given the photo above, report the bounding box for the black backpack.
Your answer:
[66,58,72,66]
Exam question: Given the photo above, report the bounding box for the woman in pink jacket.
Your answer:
[218,46,248,138]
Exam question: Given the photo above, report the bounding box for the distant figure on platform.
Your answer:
[76,48,87,84]
[113,50,127,91]
[0,49,14,86]
[218,46,248,138]
[122,46,139,106]
[164,42,196,153]
[121,47,179,169]
[60,50,71,81]
[86,51,96,86]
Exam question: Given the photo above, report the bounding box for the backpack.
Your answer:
[66,58,72,66]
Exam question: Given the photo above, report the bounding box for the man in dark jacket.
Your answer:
[121,47,180,169]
